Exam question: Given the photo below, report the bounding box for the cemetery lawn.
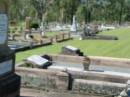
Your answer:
[16,27,130,63]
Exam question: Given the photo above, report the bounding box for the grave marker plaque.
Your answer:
[0,0,21,97]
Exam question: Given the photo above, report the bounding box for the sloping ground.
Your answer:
[16,27,130,63]
[21,88,104,97]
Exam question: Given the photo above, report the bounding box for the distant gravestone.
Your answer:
[0,0,21,97]
[25,17,31,31]
[70,15,77,32]
[61,45,84,56]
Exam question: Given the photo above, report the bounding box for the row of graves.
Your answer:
[8,17,72,52]
[16,45,130,97]
[70,15,118,41]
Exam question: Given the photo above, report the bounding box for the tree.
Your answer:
[31,0,53,21]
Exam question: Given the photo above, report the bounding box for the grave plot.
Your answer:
[18,54,90,71]
[8,34,53,52]
[8,17,53,52]
[81,25,118,40]
[16,53,130,97]
[53,32,72,42]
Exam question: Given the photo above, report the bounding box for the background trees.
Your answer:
[10,0,130,25]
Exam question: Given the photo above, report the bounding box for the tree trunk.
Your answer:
[119,1,124,25]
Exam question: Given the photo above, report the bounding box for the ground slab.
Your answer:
[21,88,106,97]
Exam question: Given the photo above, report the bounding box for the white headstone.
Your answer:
[26,55,49,66]
[70,15,77,32]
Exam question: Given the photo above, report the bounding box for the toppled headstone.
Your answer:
[61,45,84,56]
[26,55,51,68]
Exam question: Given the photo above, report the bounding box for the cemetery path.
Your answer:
[20,88,103,97]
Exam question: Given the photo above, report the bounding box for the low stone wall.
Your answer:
[16,67,68,91]
[15,66,130,96]
[49,54,90,70]
[89,56,130,68]
[14,38,53,52]
[54,32,72,42]
[72,79,126,96]
[67,70,130,83]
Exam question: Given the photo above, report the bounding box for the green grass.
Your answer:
[16,27,130,63]
[45,32,57,37]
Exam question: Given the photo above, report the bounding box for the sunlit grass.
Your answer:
[16,27,130,63]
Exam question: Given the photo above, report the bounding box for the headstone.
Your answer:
[81,24,118,40]
[70,15,77,32]
[0,1,21,97]
[26,55,51,68]
[40,22,45,36]
[24,17,31,40]
[61,45,84,56]
[25,17,31,31]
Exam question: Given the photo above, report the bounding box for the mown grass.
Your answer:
[16,27,130,63]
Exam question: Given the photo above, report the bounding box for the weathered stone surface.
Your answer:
[16,66,130,96]
[56,71,69,91]
[21,88,103,97]
[72,79,126,96]
[16,67,69,91]
[54,33,72,42]
[89,56,130,68]
[67,70,130,84]
[49,54,90,70]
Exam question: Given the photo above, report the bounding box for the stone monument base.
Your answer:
[81,34,118,40]
[0,74,21,97]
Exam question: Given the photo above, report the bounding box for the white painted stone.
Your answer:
[71,15,77,32]
[27,55,49,66]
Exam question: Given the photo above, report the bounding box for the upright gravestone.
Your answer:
[24,17,31,39]
[0,0,21,97]
[25,17,31,31]
[70,15,77,33]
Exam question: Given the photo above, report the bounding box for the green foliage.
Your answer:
[9,0,130,24]
[76,5,86,23]
[31,22,39,29]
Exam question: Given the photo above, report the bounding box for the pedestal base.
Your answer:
[0,74,21,97]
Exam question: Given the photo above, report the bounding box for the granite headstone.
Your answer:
[0,1,21,97]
